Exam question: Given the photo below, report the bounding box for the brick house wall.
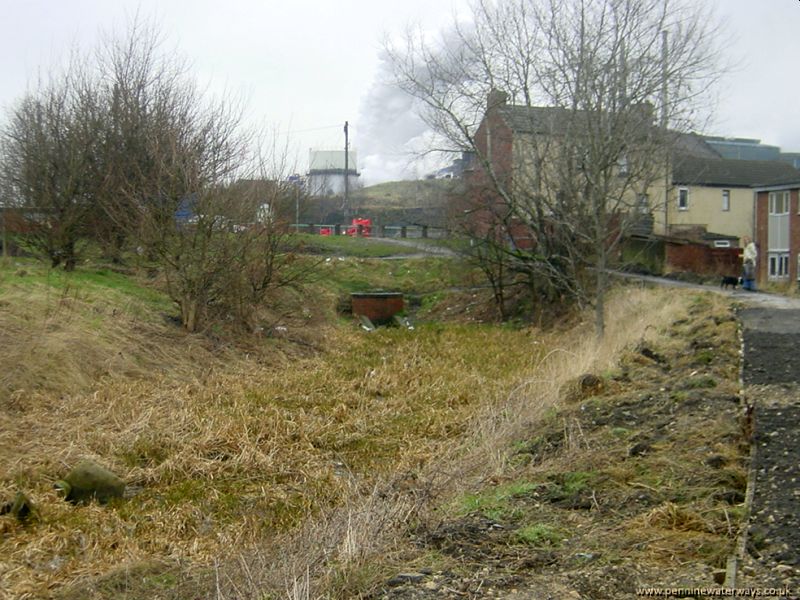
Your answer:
[754,190,768,283]
[463,96,525,245]
[754,187,800,284]
[791,189,800,283]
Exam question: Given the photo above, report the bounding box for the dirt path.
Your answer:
[611,271,800,310]
[367,236,460,258]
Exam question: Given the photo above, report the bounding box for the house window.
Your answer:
[768,252,789,279]
[678,188,689,211]
[722,189,730,211]
[768,191,790,253]
[618,155,629,176]
[769,191,789,215]
[636,194,649,213]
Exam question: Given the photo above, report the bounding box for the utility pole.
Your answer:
[1,190,7,259]
[1,206,7,260]
[295,183,300,233]
[343,120,350,223]
[661,30,670,235]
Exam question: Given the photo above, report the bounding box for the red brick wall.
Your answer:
[665,243,740,276]
[754,191,768,283]
[462,106,519,242]
[351,293,404,325]
[754,188,800,283]
[791,189,800,282]
[472,108,513,180]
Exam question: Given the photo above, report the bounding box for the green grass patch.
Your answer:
[610,427,632,439]
[294,233,419,258]
[454,480,538,521]
[545,470,595,501]
[515,523,563,547]
[694,349,714,365]
[0,259,171,312]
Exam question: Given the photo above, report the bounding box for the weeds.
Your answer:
[683,375,718,389]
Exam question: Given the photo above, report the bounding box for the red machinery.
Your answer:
[346,218,371,237]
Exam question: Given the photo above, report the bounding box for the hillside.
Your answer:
[354,179,456,210]
[0,247,752,599]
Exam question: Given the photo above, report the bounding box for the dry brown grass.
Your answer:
[0,267,549,599]
[208,287,695,599]
[637,502,712,533]
[0,267,206,404]
[0,262,716,599]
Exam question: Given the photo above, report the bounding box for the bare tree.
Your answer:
[1,19,314,332]
[386,0,722,335]
[95,25,310,332]
[0,58,103,270]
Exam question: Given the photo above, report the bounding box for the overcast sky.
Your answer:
[1,0,798,184]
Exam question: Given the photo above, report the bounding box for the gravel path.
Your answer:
[739,308,800,593]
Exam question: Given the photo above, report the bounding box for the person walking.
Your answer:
[741,237,757,291]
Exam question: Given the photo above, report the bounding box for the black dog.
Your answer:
[720,275,740,290]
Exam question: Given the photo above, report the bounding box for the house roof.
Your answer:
[752,176,800,191]
[490,99,799,188]
[672,157,799,187]
[671,133,721,160]
[701,231,739,242]
[496,105,573,135]
[495,104,721,159]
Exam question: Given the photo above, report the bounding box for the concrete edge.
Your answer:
[725,316,758,588]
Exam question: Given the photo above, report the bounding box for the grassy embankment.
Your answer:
[0,243,498,598]
[209,289,745,599]
[353,179,454,210]
[0,244,744,599]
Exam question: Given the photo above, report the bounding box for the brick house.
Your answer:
[460,89,528,247]
[465,90,800,268]
[463,90,657,249]
[753,178,800,284]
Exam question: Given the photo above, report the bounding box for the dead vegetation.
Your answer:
[201,287,731,599]
[0,260,544,599]
[350,293,748,598]
[0,255,746,599]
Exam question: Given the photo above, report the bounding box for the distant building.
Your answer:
[428,152,474,180]
[704,136,800,169]
[704,136,780,161]
[307,150,360,197]
[668,156,799,246]
[465,89,799,251]
[779,152,800,170]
